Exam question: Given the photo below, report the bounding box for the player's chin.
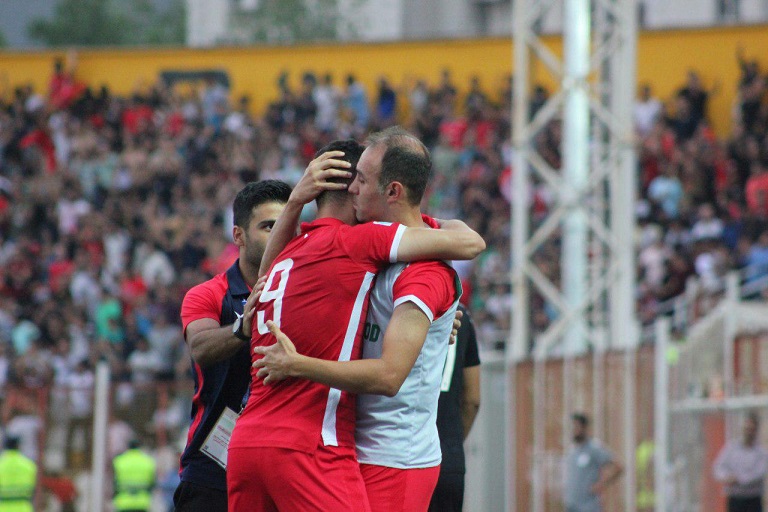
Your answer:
[353,206,368,223]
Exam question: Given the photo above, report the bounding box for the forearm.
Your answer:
[460,401,480,440]
[259,200,302,277]
[461,365,480,439]
[398,226,486,262]
[599,464,623,488]
[189,327,247,367]
[291,356,402,397]
[435,220,486,260]
[447,230,486,260]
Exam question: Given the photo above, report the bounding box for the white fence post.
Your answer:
[654,317,670,512]
[90,361,111,512]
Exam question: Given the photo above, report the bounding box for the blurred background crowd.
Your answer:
[0,48,766,464]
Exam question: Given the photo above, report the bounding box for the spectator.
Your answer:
[690,203,725,242]
[5,395,43,461]
[127,338,161,385]
[344,74,369,131]
[409,79,430,118]
[66,359,94,468]
[145,313,181,380]
[564,413,623,512]
[436,68,458,115]
[634,84,663,136]
[465,75,488,115]
[676,70,718,125]
[667,95,699,142]
[647,163,683,220]
[745,231,768,283]
[112,438,156,512]
[746,161,768,217]
[0,435,36,511]
[713,412,768,512]
[639,228,672,291]
[376,77,397,127]
[313,73,341,133]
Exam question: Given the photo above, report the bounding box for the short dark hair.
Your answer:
[313,139,364,207]
[572,413,589,427]
[232,180,292,229]
[366,126,431,206]
[4,436,20,450]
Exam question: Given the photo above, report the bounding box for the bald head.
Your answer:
[366,126,432,206]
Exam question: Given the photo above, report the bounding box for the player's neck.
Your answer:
[390,206,424,228]
[316,203,356,225]
[238,258,259,288]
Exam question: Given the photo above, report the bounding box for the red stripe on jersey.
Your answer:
[181,362,206,472]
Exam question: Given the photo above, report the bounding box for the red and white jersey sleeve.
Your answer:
[393,260,458,322]
[340,221,407,270]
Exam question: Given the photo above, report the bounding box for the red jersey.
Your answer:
[230,218,406,454]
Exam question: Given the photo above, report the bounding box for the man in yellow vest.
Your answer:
[636,439,655,511]
[113,439,157,512]
[0,436,37,512]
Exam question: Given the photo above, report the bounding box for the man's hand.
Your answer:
[450,309,463,345]
[241,276,267,336]
[253,320,300,384]
[289,151,352,205]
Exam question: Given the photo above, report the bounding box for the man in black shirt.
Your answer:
[429,304,481,512]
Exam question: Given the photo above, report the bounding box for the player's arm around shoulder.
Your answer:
[185,318,240,367]
[254,303,431,397]
[184,278,265,367]
[396,219,485,262]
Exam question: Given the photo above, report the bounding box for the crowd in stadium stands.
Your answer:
[0,52,766,457]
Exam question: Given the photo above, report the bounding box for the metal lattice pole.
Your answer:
[510,0,639,509]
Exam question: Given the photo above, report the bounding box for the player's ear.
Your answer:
[388,182,405,201]
[233,225,245,246]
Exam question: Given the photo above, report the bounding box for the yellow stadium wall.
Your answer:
[0,24,766,137]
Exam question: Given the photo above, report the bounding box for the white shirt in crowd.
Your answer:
[634,96,662,136]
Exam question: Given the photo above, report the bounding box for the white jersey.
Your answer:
[355,261,460,469]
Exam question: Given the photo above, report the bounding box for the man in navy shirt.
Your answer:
[174,180,292,511]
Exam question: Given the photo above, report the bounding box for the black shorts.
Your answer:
[173,480,228,512]
[428,470,465,512]
[728,496,763,512]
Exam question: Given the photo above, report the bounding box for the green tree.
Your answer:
[233,0,345,44]
[28,0,130,46]
[130,0,187,46]
[0,29,7,48]
[28,0,185,47]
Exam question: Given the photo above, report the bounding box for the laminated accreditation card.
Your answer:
[201,407,239,470]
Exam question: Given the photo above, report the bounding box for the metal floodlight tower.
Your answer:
[507,0,638,510]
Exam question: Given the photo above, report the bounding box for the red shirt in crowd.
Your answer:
[746,172,768,216]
